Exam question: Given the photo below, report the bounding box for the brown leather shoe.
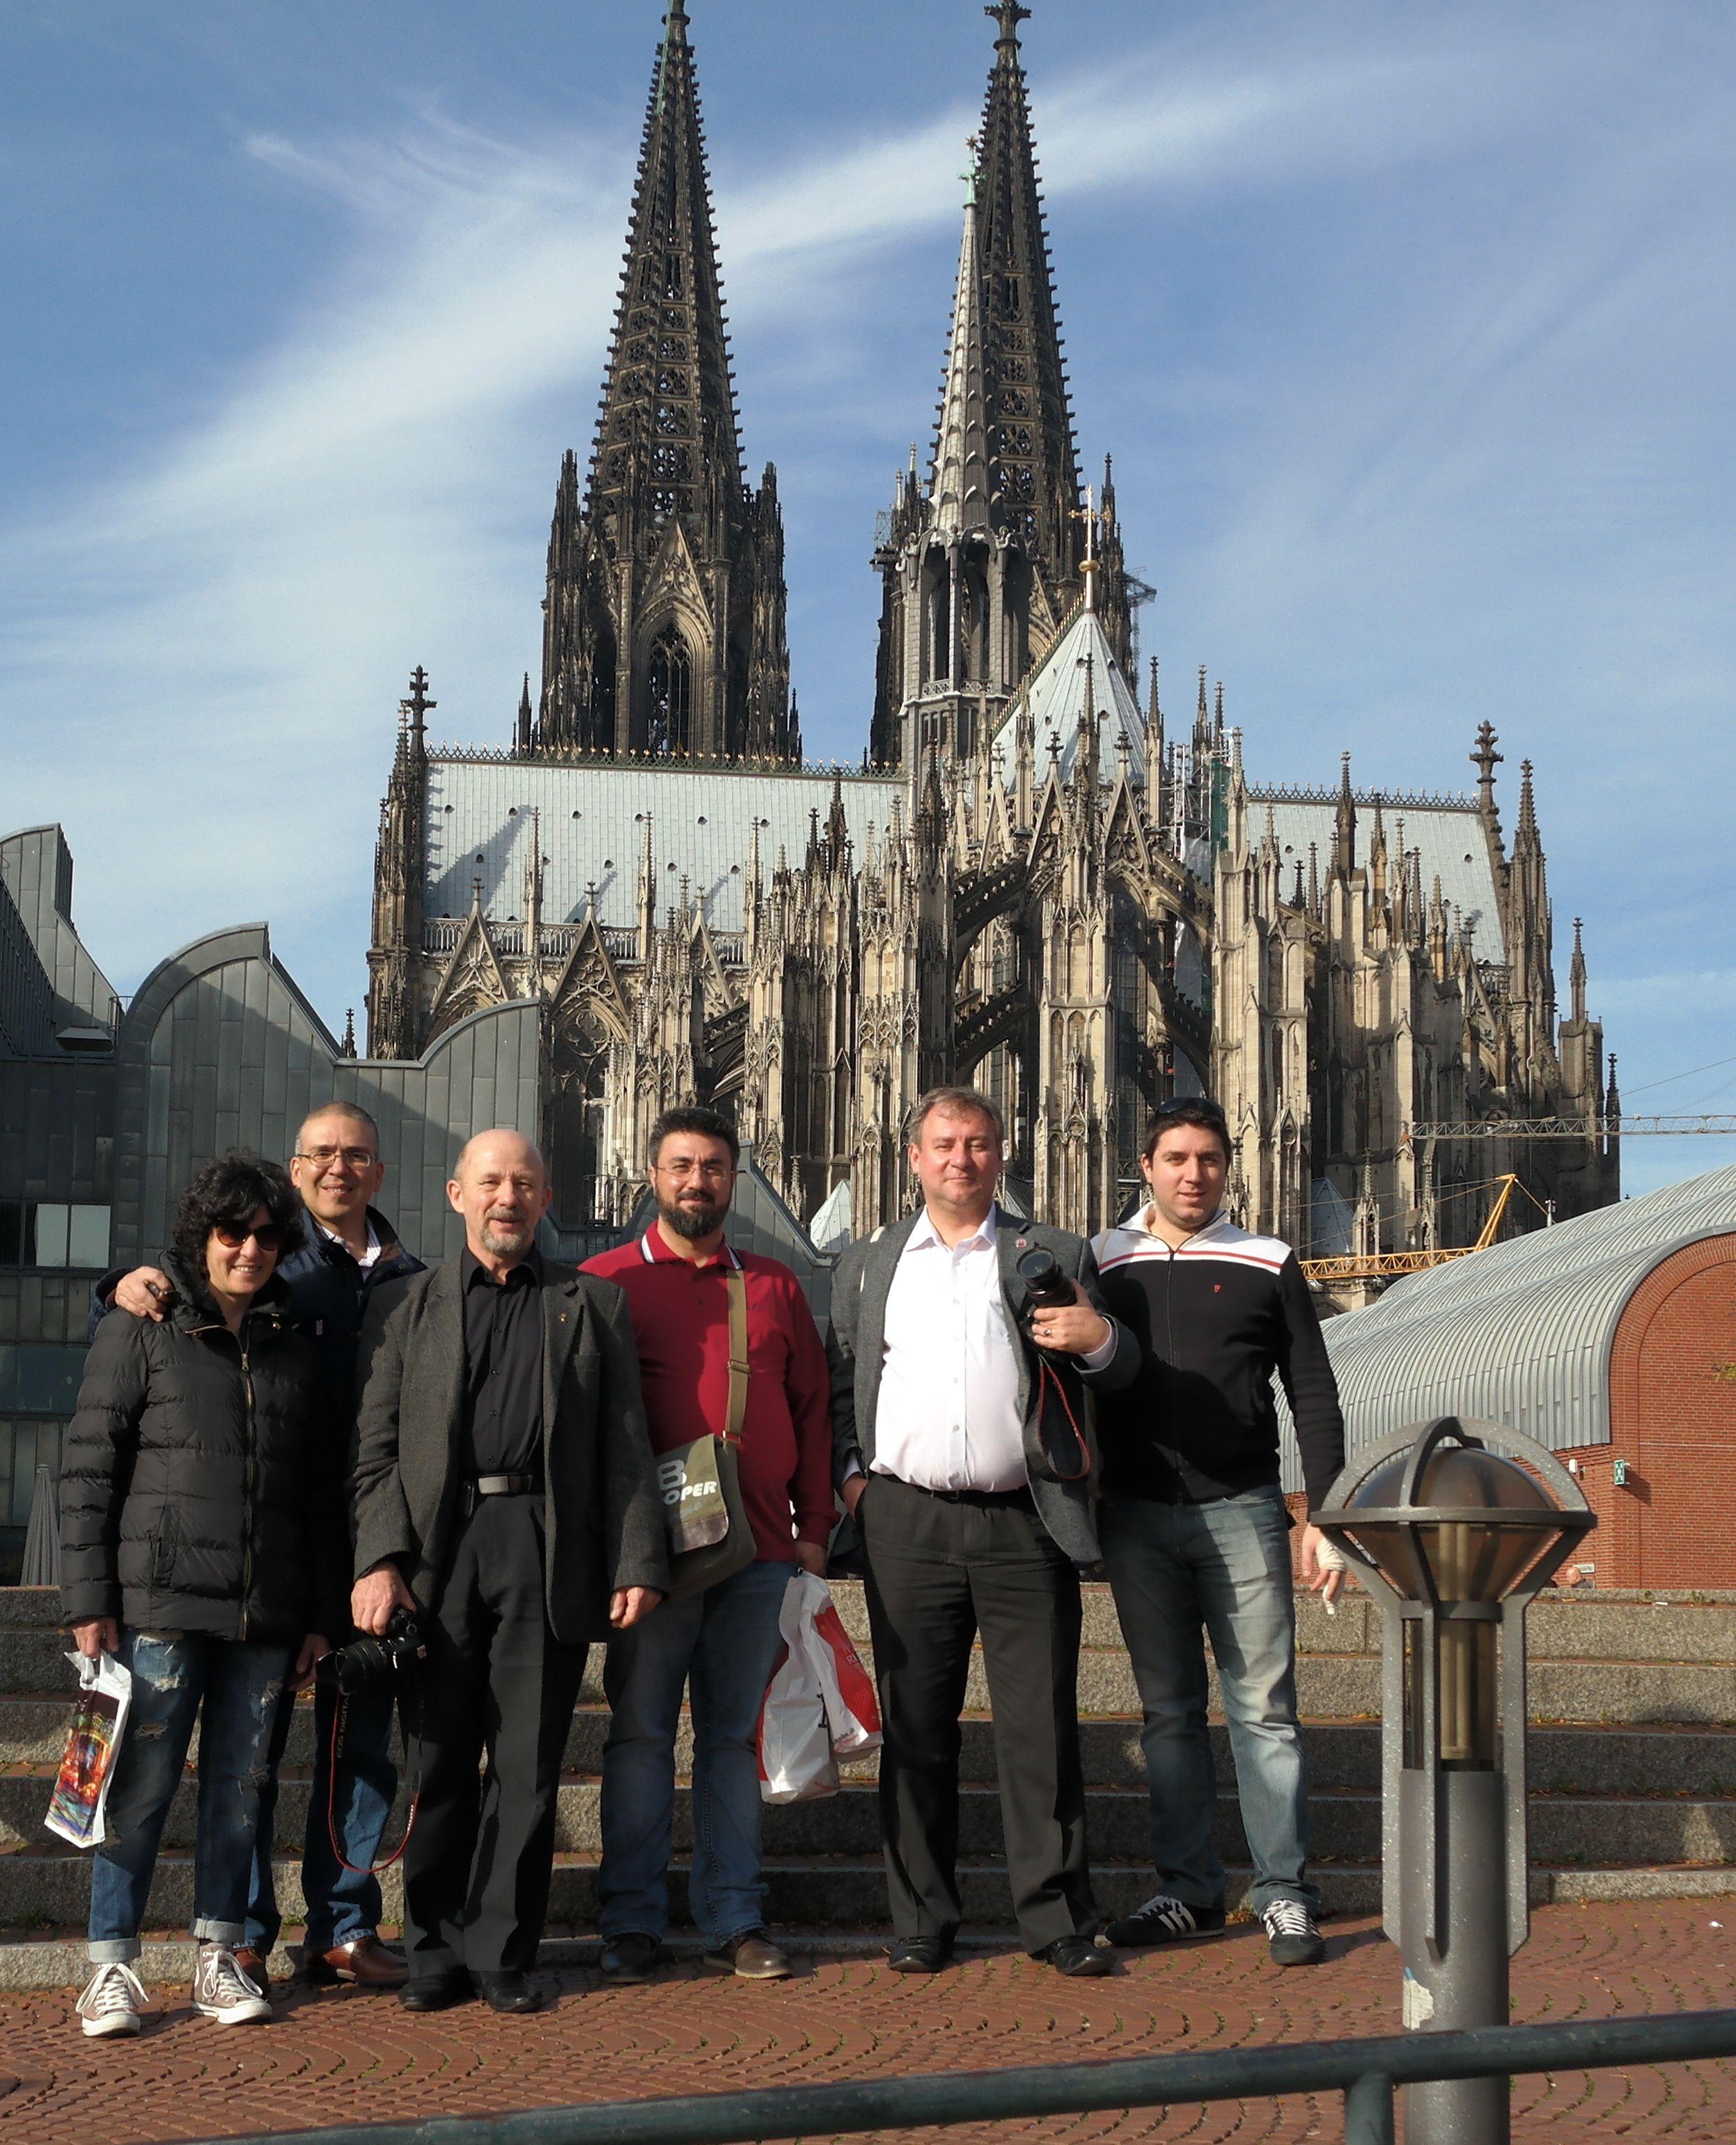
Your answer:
[232,1947,270,1998]
[307,1935,409,1989]
[702,1930,792,1980]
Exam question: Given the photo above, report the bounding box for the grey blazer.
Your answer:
[827,1210,1137,1566]
[351,1257,668,1645]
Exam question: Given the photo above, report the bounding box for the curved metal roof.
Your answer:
[1278,1164,1736,1488]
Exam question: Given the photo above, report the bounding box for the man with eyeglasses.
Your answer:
[1089,1097,1345,1970]
[579,1107,833,1983]
[92,1102,423,1993]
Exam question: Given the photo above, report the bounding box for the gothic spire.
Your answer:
[931,146,993,539]
[589,1,742,524]
[973,0,1082,593]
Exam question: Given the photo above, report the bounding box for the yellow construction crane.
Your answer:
[1301,1174,1520,1287]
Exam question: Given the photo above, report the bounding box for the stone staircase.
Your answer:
[3,1582,1734,1987]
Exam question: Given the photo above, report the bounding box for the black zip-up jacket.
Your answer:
[60,1261,347,1644]
[1089,1210,1345,1514]
[91,1205,423,1443]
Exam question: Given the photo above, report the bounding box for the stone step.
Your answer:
[15,1582,1736,1663]
[8,1622,1735,1723]
[5,1843,1733,1965]
[6,1769,1735,1878]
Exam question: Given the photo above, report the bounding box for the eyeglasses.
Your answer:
[655,1159,735,1181]
[211,1221,288,1251]
[295,1146,377,1171]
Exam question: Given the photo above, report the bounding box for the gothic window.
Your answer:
[646,625,692,756]
[657,336,687,360]
[549,1020,610,1225]
[655,402,688,436]
[724,641,749,758]
[662,251,685,299]
[585,630,616,753]
[650,444,691,483]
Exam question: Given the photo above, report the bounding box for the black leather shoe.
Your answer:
[1040,1935,1113,1979]
[886,1937,952,1974]
[599,1933,662,1983]
[398,1969,474,2013]
[474,1971,547,2015]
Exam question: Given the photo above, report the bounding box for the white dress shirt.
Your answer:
[317,1215,382,1270]
[870,1204,1116,1494]
[873,1204,1029,1492]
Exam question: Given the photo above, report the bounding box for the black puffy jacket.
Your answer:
[59,1263,347,1645]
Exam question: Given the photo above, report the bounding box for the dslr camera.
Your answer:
[1016,1245,1077,1316]
[315,1606,426,1696]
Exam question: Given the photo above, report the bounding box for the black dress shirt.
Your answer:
[460,1248,545,1478]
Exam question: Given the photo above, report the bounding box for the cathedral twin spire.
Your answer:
[535,1,793,763]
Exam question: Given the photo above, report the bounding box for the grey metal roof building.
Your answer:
[1278,1165,1736,1490]
[1249,791,1503,957]
[425,758,900,937]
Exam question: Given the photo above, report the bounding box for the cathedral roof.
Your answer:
[988,602,1146,781]
[1249,791,1503,956]
[423,758,898,937]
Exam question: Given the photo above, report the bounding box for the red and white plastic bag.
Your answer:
[758,1571,882,1804]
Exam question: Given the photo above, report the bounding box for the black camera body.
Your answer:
[316,1607,426,1696]
[1016,1245,1075,1313]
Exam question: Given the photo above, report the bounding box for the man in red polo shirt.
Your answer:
[582,1107,833,1983]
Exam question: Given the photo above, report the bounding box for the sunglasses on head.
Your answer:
[1151,1096,1228,1125]
[211,1220,288,1251]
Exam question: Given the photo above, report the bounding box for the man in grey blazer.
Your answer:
[351,1129,666,2013]
[829,1087,1137,1976]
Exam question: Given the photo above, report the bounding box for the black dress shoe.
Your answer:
[1040,1935,1113,1979]
[398,1969,474,2013]
[599,1933,663,1983]
[474,1971,548,2015]
[886,1937,952,1974]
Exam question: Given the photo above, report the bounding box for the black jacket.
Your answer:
[60,1263,347,1644]
[91,1206,422,1442]
[1090,1210,1345,1513]
[352,1256,668,1645]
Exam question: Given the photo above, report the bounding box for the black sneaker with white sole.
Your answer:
[1100,1894,1227,1948]
[1260,1900,1324,1966]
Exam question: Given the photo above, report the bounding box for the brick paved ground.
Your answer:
[0,1904,1733,2143]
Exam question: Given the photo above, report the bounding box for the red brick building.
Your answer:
[1297,1166,1736,1589]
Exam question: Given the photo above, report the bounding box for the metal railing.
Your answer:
[220,2006,1736,2145]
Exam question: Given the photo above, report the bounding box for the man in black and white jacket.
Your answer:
[1090,1098,1345,1967]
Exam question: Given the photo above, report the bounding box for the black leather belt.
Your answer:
[459,1473,541,1516]
[888,1477,1035,1512]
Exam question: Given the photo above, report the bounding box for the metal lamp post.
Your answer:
[1316,1414,1595,2145]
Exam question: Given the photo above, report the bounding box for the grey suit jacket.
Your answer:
[826,1210,1137,1566]
[351,1256,668,1645]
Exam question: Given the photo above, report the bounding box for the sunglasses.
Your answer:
[1150,1096,1228,1125]
[211,1221,289,1251]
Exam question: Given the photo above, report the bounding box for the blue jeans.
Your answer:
[599,1559,793,1947]
[247,1675,400,1953]
[1100,1487,1319,1916]
[88,1632,294,1963]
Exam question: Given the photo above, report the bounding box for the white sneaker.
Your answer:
[76,1960,150,2038]
[191,1944,273,2025]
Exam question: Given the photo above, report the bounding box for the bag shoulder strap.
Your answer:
[724,1266,751,1448]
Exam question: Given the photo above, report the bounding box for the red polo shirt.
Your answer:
[582,1229,835,1562]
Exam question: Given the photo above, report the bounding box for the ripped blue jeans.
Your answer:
[87,1631,294,1963]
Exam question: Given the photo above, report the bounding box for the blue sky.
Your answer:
[2,0,1732,1192]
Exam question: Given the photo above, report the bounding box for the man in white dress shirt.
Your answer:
[829,1088,1136,1976]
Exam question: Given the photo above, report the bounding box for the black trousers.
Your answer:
[402,1494,588,1977]
[859,1474,1094,1953]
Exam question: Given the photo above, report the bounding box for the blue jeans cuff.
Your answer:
[87,1938,142,1965]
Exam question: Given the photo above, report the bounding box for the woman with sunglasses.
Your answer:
[60,1153,346,2037]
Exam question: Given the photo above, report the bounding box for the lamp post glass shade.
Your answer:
[1337,1445,1567,1606]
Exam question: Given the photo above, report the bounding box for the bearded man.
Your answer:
[581,1108,833,1983]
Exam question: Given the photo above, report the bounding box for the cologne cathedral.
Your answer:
[366,0,1618,1258]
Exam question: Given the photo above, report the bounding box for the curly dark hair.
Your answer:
[169,1151,305,1304]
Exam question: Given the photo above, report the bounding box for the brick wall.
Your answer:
[1596,1233,1736,1589]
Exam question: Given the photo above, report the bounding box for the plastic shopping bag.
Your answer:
[45,1649,133,1849]
[758,1584,838,1804]
[803,1577,882,1758]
